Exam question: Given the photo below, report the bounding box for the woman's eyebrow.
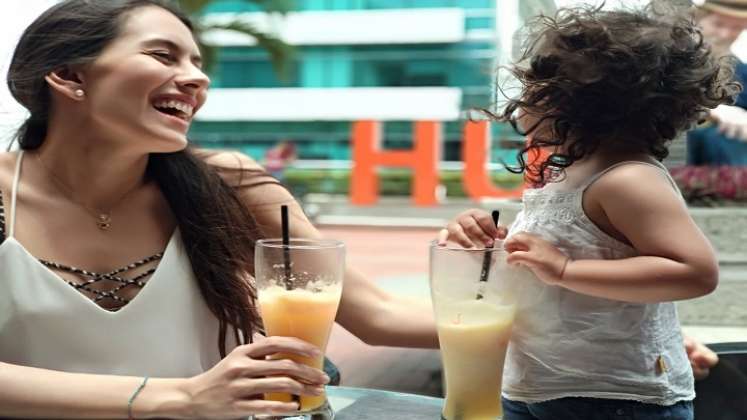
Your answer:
[142,38,202,65]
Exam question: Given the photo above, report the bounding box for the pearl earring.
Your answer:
[74,89,85,98]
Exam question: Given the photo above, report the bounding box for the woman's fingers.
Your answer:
[242,336,320,359]
[231,377,324,398]
[249,359,329,385]
[232,399,300,416]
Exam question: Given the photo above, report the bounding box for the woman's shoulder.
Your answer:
[197,148,264,172]
[0,151,20,191]
[195,148,294,205]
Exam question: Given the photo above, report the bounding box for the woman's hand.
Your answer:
[437,208,508,248]
[179,336,329,419]
[504,232,570,285]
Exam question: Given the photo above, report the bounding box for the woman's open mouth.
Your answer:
[152,99,194,122]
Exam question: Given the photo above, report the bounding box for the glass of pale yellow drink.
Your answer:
[255,238,345,420]
[430,241,520,420]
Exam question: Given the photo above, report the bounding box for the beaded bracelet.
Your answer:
[127,376,149,420]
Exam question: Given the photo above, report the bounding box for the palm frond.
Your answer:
[199,20,294,80]
[178,0,293,79]
[178,0,213,14]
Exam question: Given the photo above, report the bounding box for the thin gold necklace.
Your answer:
[35,152,143,231]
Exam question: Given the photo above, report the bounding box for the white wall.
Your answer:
[0,0,58,146]
[201,8,465,46]
[197,87,462,122]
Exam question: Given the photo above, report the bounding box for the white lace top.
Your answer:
[502,161,694,405]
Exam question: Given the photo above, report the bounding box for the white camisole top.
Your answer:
[0,151,230,378]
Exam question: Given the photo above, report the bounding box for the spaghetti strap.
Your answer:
[581,160,681,195]
[8,151,24,238]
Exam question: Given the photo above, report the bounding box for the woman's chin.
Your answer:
[149,134,190,154]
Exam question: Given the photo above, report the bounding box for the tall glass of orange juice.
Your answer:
[430,241,523,420]
[255,238,345,420]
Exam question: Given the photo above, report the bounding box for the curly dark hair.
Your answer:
[492,3,741,186]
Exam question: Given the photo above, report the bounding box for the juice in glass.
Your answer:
[430,241,521,420]
[437,299,515,419]
[255,238,345,419]
[258,285,341,410]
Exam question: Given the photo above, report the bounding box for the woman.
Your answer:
[0,1,437,418]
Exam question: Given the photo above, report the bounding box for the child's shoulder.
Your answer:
[585,160,679,207]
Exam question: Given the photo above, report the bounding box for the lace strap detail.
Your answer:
[40,252,164,311]
[0,190,5,243]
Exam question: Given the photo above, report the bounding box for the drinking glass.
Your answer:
[430,241,521,420]
[254,238,345,420]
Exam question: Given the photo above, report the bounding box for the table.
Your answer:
[327,386,444,420]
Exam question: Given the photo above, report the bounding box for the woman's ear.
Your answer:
[44,67,86,101]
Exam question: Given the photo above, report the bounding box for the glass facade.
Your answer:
[191,0,525,163]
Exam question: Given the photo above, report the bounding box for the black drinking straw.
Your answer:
[281,205,293,290]
[476,210,500,300]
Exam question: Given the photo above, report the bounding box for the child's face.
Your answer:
[698,11,747,55]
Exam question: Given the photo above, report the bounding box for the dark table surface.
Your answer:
[328,386,444,420]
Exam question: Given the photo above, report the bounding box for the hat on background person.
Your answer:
[698,0,747,18]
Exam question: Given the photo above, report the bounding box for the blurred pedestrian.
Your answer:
[688,0,747,165]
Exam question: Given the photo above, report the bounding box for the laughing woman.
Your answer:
[0,1,437,418]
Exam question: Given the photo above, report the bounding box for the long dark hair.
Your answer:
[7,0,267,356]
[492,3,740,186]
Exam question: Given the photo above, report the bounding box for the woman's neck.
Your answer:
[33,128,150,213]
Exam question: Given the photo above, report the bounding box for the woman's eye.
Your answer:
[150,51,174,61]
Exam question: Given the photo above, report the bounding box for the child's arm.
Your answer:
[506,164,718,303]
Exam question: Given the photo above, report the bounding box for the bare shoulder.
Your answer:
[196,148,264,172]
[0,152,19,192]
[585,162,685,220]
[195,148,294,207]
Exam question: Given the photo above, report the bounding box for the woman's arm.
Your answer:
[0,337,327,418]
[209,151,438,348]
[505,164,718,303]
[0,362,187,418]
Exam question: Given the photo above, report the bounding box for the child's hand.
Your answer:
[437,208,508,248]
[504,232,570,285]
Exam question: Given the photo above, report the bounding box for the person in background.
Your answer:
[688,0,747,165]
[264,140,297,182]
[439,3,735,419]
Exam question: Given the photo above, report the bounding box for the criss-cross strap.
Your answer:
[40,252,164,311]
[0,190,6,243]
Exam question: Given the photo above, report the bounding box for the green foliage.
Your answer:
[177,0,293,75]
[282,169,525,198]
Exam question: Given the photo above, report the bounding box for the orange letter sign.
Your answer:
[462,121,524,200]
[351,120,441,206]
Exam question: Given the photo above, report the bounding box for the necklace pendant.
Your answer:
[97,214,111,231]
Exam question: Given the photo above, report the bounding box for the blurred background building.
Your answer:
[190,0,555,165]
